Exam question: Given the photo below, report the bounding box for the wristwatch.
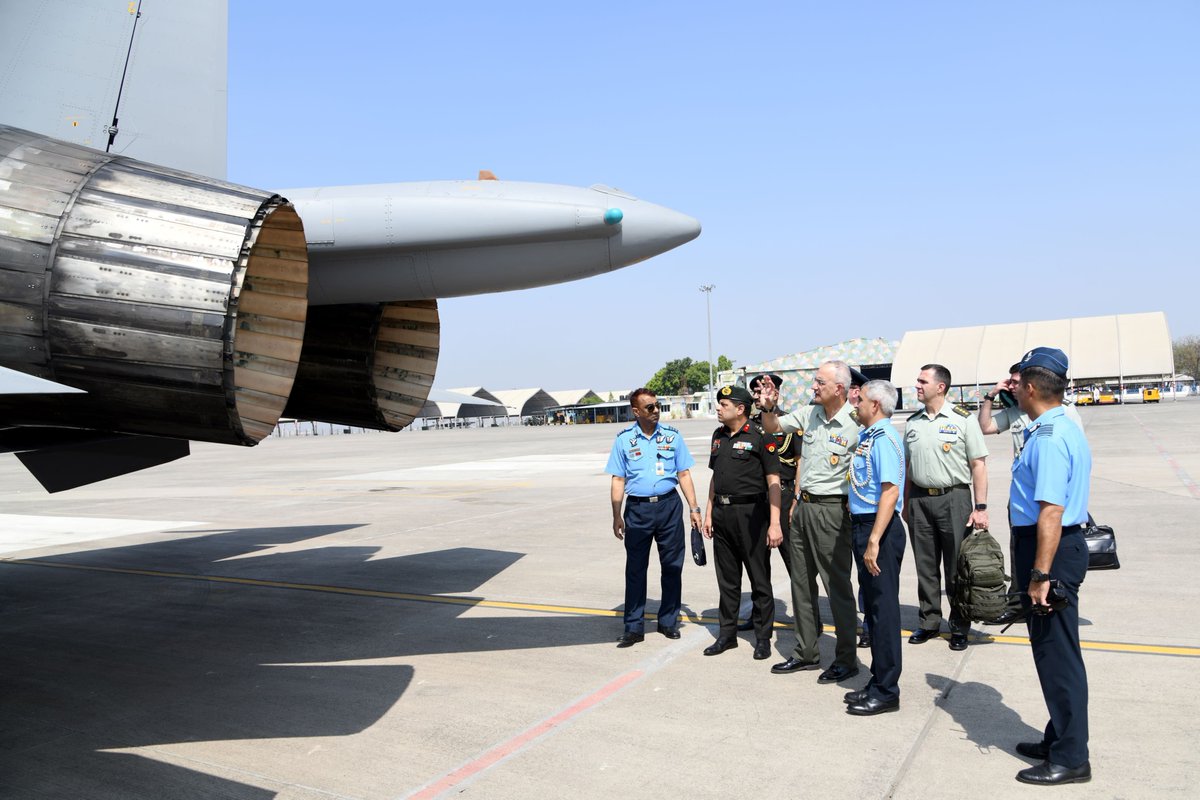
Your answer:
[974,503,987,511]
[1030,568,1051,583]
[691,506,702,514]
[983,393,996,402]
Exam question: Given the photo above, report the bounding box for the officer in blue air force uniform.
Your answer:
[1008,347,1093,786]
[844,379,906,716]
[605,388,702,648]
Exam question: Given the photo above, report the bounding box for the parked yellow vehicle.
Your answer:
[1097,389,1119,405]
[1143,387,1161,403]
[1075,393,1094,406]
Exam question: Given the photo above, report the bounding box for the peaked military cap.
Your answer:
[718,384,755,407]
[1018,347,1069,378]
[849,368,869,387]
[749,373,783,391]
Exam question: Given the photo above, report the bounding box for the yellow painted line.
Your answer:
[4,557,1197,658]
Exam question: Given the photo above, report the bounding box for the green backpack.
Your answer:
[953,528,1010,623]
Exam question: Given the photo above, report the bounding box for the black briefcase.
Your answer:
[1084,523,1119,570]
[691,525,707,567]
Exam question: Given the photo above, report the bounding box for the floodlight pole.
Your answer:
[700,284,715,415]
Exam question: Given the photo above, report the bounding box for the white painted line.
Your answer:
[336,454,605,482]
[0,514,201,555]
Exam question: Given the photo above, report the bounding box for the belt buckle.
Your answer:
[717,495,731,505]
[648,496,659,503]
[801,491,811,502]
[929,487,943,496]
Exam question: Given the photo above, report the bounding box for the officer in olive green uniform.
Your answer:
[760,360,861,683]
[904,364,989,651]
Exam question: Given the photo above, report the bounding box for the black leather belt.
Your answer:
[800,491,845,505]
[1012,523,1085,536]
[851,512,899,524]
[628,491,677,504]
[913,484,969,496]
[714,493,765,505]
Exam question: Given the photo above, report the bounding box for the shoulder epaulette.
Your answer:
[660,424,679,434]
[864,427,885,440]
[751,422,767,435]
[1036,424,1054,437]
[953,405,971,418]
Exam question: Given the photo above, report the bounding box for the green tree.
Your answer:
[1174,336,1200,379]
[646,357,693,395]
[647,355,734,394]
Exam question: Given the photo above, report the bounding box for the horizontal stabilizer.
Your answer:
[13,434,190,493]
[0,367,86,395]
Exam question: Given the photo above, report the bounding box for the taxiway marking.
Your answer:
[3,557,1196,658]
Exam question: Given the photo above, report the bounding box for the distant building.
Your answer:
[890,311,1175,405]
[738,337,898,411]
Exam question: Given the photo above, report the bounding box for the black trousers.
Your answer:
[712,502,774,640]
[852,512,906,702]
[622,493,685,633]
[1014,525,1089,768]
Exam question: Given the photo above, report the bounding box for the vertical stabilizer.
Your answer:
[0,0,228,177]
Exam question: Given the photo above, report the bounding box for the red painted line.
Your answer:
[1134,414,1200,499]
[407,669,644,799]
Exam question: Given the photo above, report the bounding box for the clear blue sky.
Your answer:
[228,1,1198,391]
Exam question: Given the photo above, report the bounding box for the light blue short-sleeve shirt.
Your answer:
[605,422,695,497]
[848,420,906,515]
[1010,406,1091,526]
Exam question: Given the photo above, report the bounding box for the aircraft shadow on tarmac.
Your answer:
[925,673,1044,757]
[0,524,619,798]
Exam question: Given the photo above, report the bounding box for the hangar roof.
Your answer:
[890,312,1173,387]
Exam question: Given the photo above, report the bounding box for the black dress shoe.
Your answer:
[737,620,755,632]
[843,689,869,705]
[1016,741,1050,760]
[753,639,772,660]
[908,628,940,644]
[817,664,860,684]
[985,608,1023,626]
[857,632,872,648]
[770,657,820,674]
[703,636,738,656]
[657,626,681,639]
[846,696,899,716]
[616,632,644,648]
[949,633,968,651]
[1016,761,1091,785]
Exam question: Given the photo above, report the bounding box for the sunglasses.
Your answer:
[641,403,660,412]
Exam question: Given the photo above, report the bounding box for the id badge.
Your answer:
[656,460,666,476]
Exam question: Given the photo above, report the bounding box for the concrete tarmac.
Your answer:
[1,399,1198,799]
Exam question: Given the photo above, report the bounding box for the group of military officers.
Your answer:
[605,347,1093,786]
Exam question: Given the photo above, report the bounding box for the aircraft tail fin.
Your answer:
[2,431,190,493]
[0,0,229,177]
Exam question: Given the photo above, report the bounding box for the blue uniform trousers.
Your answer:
[852,512,906,703]
[1014,524,1090,768]
[622,492,685,633]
